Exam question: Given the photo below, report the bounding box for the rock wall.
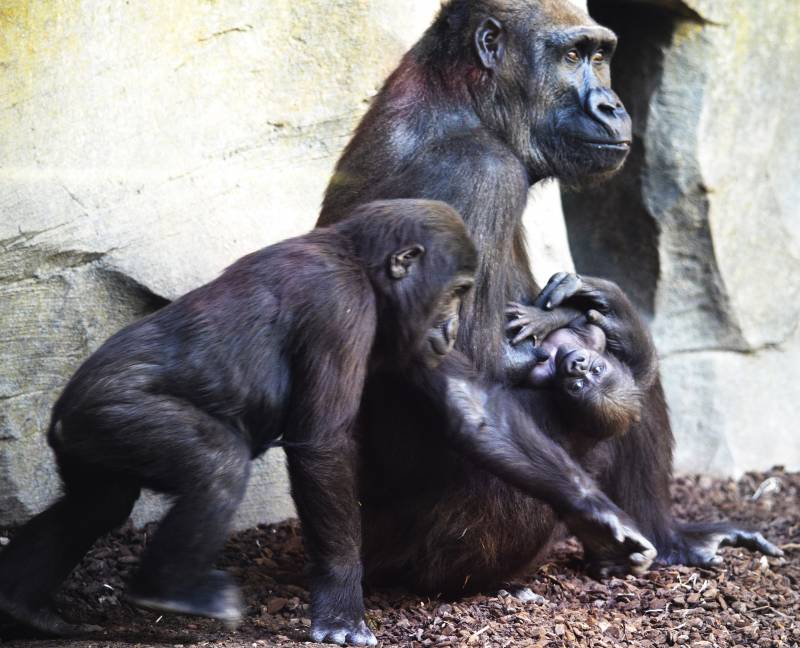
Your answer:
[566,0,800,475]
[0,0,444,528]
[3,0,793,530]
[0,0,574,527]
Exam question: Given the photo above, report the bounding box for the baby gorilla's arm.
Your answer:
[533,274,658,389]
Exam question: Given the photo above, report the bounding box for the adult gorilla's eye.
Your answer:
[592,363,605,375]
[565,49,580,64]
[592,50,606,63]
[569,379,584,393]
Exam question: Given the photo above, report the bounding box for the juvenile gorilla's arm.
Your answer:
[415,353,657,577]
[533,272,783,567]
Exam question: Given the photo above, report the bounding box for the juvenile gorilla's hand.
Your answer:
[564,492,657,578]
[661,522,783,568]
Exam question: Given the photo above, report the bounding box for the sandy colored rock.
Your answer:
[0,0,445,527]
[564,0,799,475]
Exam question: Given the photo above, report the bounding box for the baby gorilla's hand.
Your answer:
[533,272,584,310]
[585,309,614,333]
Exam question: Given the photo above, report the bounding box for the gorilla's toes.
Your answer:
[0,593,96,638]
[125,569,243,626]
[498,586,546,604]
[310,618,378,646]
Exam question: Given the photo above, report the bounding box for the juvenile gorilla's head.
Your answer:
[340,199,477,369]
[554,346,641,439]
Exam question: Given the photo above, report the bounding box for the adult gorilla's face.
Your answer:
[531,21,632,184]
[473,0,632,185]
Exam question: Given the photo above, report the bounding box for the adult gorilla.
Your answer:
[318,0,779,593]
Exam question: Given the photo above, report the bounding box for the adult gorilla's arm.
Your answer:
[414,353,657,577]
[533,273,782,566]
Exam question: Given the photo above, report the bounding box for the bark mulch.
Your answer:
[1,468,798,647]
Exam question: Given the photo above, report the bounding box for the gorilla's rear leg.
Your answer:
[78,404,252,624]
[125,456,250,626]
[39,397,254,624]
[0,463,140,635]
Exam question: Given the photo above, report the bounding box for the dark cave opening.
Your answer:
[561,0,682,318]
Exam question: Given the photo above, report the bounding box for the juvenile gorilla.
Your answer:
[0,199,477,644]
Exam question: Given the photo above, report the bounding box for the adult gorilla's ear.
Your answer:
[474,17,506,70]
[389,244,425,279]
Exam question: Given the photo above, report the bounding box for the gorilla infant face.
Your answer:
[555,346,611,398]
[528,323,606,388]
[528,322,641,439]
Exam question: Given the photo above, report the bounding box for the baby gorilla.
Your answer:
[527,309,642,440]
[0,199,477,643]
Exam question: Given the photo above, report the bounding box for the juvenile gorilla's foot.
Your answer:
[0,592,99,637]
[125,569,243,627]
[565,495,657,577]
[660,522,783,568]
[310,618,377,646]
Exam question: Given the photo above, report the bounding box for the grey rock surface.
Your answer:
[2,0,795,532]
[0,0,576,528]
[0,0,448,528]
[566,0,800,475]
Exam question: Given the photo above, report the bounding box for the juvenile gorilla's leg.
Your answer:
[0,461,139,635]
[53,396,251,624]
[287,443,376,647]
[127,461,250,625]
[118,408,251,624]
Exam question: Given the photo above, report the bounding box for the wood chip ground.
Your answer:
[2,469,797,647]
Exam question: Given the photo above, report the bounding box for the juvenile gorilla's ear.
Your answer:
[389,244,425,279]
[474,17,506,70]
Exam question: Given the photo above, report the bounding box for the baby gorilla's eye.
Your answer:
[569,379,584,393]
[592,363,605,376]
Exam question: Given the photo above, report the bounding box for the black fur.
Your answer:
[0,199,478,646]
[318,0,781,596]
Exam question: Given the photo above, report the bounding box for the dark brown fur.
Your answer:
[0,200,479,645]
[318,0,781,595]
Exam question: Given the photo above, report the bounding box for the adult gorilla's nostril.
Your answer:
[586,87,626,128]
